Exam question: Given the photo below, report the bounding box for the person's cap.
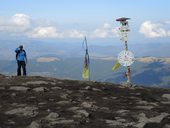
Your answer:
[19,45,23,48]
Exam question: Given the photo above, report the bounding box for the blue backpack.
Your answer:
[16,50,26,60]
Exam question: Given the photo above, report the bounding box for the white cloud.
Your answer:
[0,14,119,39]
[103,23,111,29]
[111,27,120,37]
[139,21,170,38]
[64,29,85,38]
[168,31,170,36]
[0,13,31,33]
[91,23,118,38]
[92,28,108,38]
[11,13,31,27]
[0,17,4,24]
[165,21,170,24]
[61,23,118,39]
[27,26,62,39]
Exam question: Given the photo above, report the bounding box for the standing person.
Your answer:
[15,45,28,76]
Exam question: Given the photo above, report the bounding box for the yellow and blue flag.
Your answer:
[82,50,90,80]
[112,60,121,71]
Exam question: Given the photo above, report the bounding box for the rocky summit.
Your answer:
[0,74,170,128]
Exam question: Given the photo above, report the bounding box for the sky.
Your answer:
[0,0,170,45]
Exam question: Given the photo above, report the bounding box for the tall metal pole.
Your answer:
[125,41,131,83]
[116,17,131,84]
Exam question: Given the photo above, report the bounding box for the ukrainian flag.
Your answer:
[82,50,90,80]
[112,60,121,71]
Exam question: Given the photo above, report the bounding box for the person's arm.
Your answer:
[15,48,19,53]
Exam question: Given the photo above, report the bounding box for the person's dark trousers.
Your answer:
[17,61,26,76]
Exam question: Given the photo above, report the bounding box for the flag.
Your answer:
[112,60,121,71]
[82,50,90,80]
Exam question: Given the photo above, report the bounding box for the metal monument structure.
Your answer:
[116,17,135,86]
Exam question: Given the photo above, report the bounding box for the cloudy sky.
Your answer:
[0,0,170,44]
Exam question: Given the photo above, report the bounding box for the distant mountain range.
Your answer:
[0,40,170,60]
[0,39,170,87]
[0,56,170,88]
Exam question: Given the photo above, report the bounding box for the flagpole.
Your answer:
[85,37,90,81]
[83,36,90,81]
[84,37,88,50]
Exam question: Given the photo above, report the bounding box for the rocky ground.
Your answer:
[0,74,170,128]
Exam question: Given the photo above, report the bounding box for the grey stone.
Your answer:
[136,106,154,110]
[5,107,38,117]
[162,94,170,100]
[11,103,27,107]
[115,117,126,123]
[161,101,170,104]
[50,119,74,125]
[105,118,135,127]
[135,113,169,128]
[116,109,129,114]
[27,121,40,128]
[49,99,55,101]
[81,102,93,108]
[33,87,48,92]
[38,102,46,105]
[51,86,62,90]
[57,81,63,84]
[26,81,49,85]
[100,107,109,111]
[84,86,91,90]
[106,120,122,126]
[60,94,68,99]
[8,120,15,125]
[102,97,108,100]
[76,110,90,117]
[57,100,70,105]
[45,112,59,121]
[50,82,56,85]
[66,90,73,94]
[111,97,117,100]
[68,107,80,111]
[47,109,51,112]
[11,93,17,96]
[9,86,30,91]
[164,124,170,128]
[52,119,74,124]
[92,88,102,92]
[85,97,90,100]
[137,100,158,106]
